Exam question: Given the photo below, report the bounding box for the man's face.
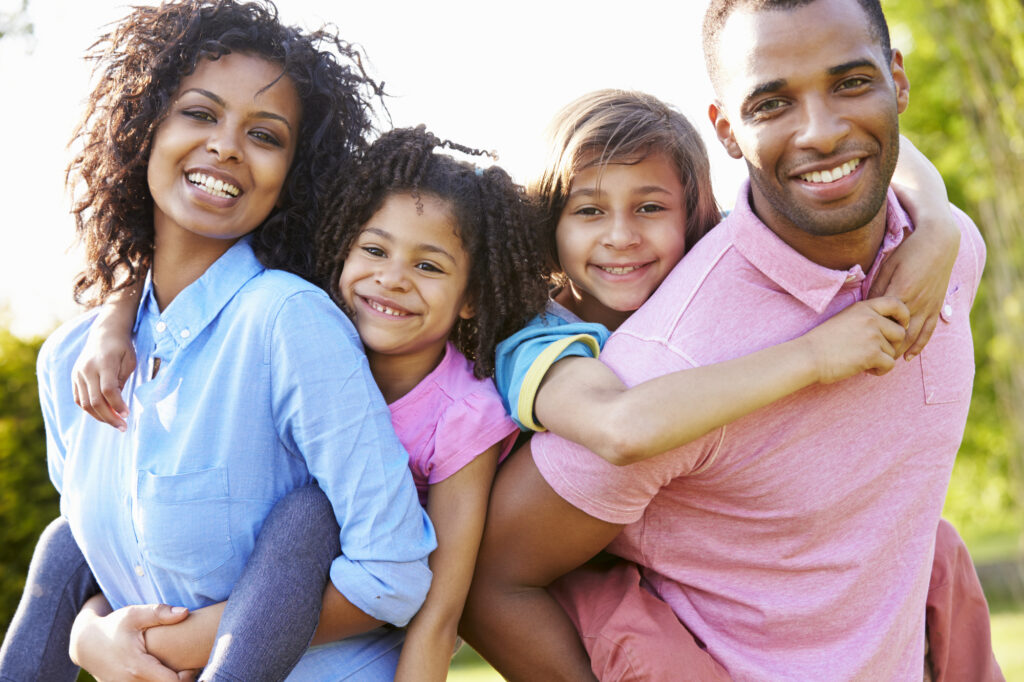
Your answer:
[708,0,909,239]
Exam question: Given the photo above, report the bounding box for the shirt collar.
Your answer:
[133,236,265,347]
[728,181,911,314]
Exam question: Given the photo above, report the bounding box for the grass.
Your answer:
[992,606,1024,681]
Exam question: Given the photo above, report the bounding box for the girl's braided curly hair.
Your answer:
[317,126,549,378]
[68,0,383,305]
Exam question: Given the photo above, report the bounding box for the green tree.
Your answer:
[889,0,1024,549]
[0,323,56,638]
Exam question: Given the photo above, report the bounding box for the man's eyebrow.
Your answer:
[180,88,293,132]
[744,79,786,105]
[828,59,879,76]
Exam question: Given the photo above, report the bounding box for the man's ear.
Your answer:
[709,101,743,159]
[890,48,910,114]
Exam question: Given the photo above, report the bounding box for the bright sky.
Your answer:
[0,0,748,338]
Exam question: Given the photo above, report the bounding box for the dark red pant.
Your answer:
[551,519,1003,681]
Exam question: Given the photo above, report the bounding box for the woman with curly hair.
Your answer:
[0,1,435,679]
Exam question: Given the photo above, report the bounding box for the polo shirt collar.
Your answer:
[729,181,911,314]
[132,236,265,347]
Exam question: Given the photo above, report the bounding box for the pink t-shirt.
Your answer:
[532,186,986,681]
[389,342,518,507]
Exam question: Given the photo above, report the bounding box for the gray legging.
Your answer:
[0,484,339,682]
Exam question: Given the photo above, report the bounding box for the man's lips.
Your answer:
[795,157,862,185]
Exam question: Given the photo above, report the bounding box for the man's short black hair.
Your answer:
[702,0,892,94]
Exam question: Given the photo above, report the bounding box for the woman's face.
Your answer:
[555,152,688,330]
[147,52,301,251]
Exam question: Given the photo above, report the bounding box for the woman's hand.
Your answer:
[70,595,196,681]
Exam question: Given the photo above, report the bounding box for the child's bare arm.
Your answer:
[395,446,500,682]
[871,135,960,360]
[73,280,142,430]
[534,297,909,465]
[69,593,196,680]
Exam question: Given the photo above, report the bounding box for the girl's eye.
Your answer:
[415,262,443,274]
[361,245,385,257]
[573,206,603,216]
[637,203,665,214]
[250,130,283,147]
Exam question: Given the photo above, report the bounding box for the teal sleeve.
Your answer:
[494,314,611,431]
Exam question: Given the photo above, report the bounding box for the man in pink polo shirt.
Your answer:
[462,0,995,680]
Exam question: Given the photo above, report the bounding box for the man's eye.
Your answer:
[838,77,870,91]
[755,99,785,114]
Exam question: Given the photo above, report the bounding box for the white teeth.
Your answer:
[799,158,861,184]
[187,172,240,198]
[600,265,642,275]
[367,299,405,317]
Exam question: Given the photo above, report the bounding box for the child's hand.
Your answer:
[880,135,961,360]
[867,213,959,362]
[70,601,190,681]
[805,297,909,384]
[72,327,136,431]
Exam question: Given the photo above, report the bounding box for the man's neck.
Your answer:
[751,192,889,273]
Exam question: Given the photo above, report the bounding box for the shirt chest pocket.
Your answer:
[134,467,235,580]
[919,283,975,405]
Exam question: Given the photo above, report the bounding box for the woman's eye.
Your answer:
[182,109,215,122]
[250,130,283,147]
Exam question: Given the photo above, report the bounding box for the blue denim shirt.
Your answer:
[39,239,435,653]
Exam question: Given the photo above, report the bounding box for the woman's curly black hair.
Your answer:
[68,0,384,305]
[317,126,549,379]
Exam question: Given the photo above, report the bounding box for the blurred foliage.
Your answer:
[0,324,56,639]
[889,0,1024,547]
[0,0,32,42]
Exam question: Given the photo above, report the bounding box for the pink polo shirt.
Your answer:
[532,185,985,681]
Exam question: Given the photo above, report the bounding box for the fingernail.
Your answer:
[171,606,188,614]
[118,424,127,433]
[905,353,916,361]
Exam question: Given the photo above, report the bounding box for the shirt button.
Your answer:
[134,565,145,577]
[180,329,191,339]
[155,322,167,333]
[940,303,954,322]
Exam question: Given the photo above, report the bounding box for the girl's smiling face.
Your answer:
[555,152,688,330]
[147,52,301,249]
[339,192,475,368]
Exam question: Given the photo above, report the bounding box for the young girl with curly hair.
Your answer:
[0,1,437,680]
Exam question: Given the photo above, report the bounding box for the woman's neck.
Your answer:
[367,345,447,404]
[151,228,240,311]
